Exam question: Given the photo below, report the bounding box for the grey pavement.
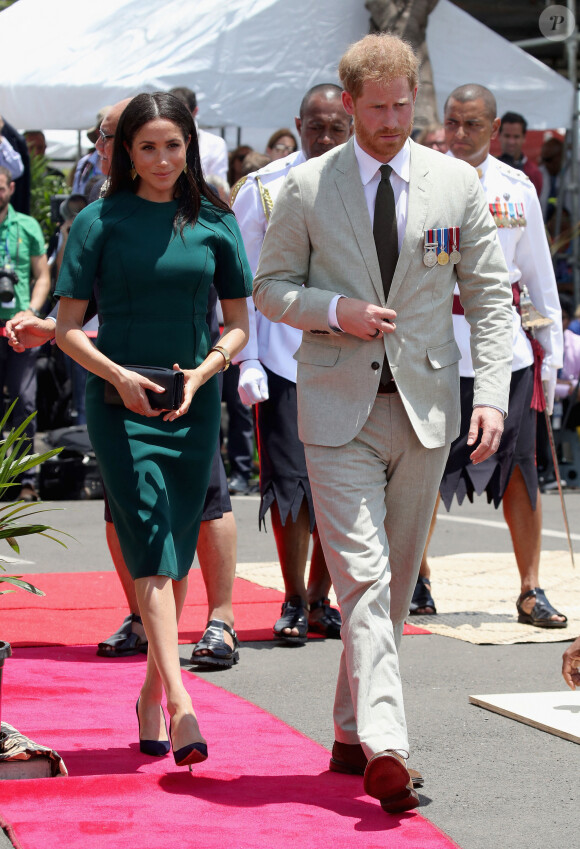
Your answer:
[2,491,580,848]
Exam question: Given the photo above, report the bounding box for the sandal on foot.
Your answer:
[308,597,342,639]
[97,614,148,657]
[190,620,240,669]
[409,576,436,615]
[273,595,308,645]
[516,588,568,629]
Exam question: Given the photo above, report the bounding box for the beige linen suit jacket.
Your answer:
[253,138,513,449]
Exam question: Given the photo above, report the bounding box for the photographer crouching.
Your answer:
[0,165,50,500]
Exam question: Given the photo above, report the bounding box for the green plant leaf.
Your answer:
[0,575,45,596]
[0,406,67,600]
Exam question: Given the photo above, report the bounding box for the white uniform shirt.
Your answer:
[233,150,306,383]
[197,126,228,182]
[449,153,562,379]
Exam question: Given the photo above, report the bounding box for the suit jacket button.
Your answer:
[371,361,380,370]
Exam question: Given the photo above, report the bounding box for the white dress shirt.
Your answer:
[328,137,410,329]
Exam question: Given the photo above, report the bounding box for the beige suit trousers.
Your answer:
[304,393,449,758]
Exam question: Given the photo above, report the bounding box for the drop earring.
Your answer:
[183,163,188,175]
[130,161,137,180]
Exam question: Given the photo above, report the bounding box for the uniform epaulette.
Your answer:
[254,152,297,181]
[495,159,531,184]
[230,175,248,204]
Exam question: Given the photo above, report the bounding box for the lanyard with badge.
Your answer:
[0,222,20,309]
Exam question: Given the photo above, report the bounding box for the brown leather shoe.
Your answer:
[330,741,367,775]
[364,750,420,814]
[330,741,423,788]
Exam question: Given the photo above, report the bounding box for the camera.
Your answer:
[0,264,18,304]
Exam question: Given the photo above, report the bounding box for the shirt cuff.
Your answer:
[328,294,346,333]
[473,403,506,418]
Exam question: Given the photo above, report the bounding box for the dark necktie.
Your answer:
[373,163,399,385]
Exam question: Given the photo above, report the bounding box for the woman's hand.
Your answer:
[162,363,200,422]
[114,367,165,417]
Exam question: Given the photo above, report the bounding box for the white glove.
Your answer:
[542,368,557,416]
[238,359,269,405]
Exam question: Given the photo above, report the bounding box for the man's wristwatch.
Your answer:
[29,308,43,318]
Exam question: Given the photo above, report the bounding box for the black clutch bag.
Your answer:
[104,366,185,410]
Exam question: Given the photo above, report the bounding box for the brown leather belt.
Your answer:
[377,379,398,394]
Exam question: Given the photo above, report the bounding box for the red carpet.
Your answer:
[2,571,430,647]
[0,646,457,849]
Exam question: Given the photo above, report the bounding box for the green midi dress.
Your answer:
[55,191,253,580]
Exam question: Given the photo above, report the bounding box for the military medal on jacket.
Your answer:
[423,227,461,267]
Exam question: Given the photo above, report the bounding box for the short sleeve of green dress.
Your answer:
[56,192,253,581]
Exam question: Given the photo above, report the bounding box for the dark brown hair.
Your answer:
[106,92,230,231]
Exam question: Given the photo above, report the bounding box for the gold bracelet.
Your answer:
[209,344,231,372]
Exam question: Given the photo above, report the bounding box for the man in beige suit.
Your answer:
[253,33,513,813]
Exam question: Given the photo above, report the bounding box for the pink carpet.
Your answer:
[0,646,457,849]
[2,571,430,647]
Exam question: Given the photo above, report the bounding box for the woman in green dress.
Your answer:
[55,93,252,768]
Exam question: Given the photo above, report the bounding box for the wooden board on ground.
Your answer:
[469,690,580,744]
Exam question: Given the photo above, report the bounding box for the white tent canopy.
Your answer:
[0,0,573,134]
[427,2,573,129]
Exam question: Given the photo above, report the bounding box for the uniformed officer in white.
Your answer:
[232,84,353,643]
[413,84,566,628]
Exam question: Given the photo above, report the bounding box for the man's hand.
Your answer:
[467,406,504,464]
[238,359,269,405]
[562,636,580,690]
[6,316,55,352]
[336,297,397,340]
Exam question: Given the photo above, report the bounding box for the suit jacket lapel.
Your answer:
[334,141,385,303]
[388,141,431,304]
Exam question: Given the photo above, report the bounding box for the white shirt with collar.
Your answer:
[328,137,410,329]
[353,135,410,247]
[448,152,562,381]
